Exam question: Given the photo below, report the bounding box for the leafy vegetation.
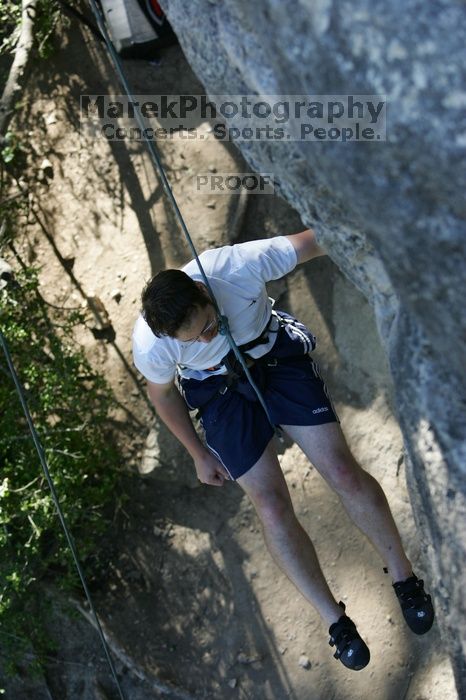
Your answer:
[0,0,126,683]
[0,0,66,59]
[0,0,22,57]
[0,264,123,676]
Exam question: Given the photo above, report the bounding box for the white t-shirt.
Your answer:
[132,235,298,383]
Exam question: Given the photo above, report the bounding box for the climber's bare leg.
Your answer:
[237,439,343,626]
[282,422,412,582]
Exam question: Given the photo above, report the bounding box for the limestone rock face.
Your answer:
[160,0,466,690]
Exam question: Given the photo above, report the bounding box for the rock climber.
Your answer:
[132,228,434,670]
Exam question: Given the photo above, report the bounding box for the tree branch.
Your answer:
[0,0,38,142]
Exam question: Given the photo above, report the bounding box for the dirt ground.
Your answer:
[1,16,458,700]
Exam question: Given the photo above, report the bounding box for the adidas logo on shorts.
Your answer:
[312,406,329,414]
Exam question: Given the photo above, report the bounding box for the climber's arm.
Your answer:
[147,380,230,486]
[147,380,206,460]
[285,228,326,264]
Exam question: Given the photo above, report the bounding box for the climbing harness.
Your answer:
[181,309,317,418]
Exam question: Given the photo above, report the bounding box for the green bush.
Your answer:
[0,0,66,59]
[0,0,22,56]
[0,266,123,675]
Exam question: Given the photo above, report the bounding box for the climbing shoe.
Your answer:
[328,602,370,671]
[393,573,435,635]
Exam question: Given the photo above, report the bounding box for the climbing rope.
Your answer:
[0,331,127,700]
[87,0,282,440]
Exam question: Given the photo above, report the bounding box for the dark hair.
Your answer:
[141,269,210,337]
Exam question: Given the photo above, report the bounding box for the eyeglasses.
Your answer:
[184,315,218,345]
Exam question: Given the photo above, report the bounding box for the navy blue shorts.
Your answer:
[179,311,338,480]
